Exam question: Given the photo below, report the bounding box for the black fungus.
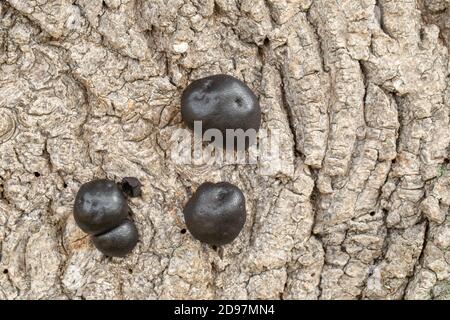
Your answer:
[121,177,142,198]
[73,179,129,235]
[73,179,139,257]
[92,219,139,257]
[183,181,246,245]
[181,74,261,147]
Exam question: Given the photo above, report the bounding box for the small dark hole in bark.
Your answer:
[391,159,396,164]
[128,269,133,274]
[419,28,425,42]
[213,2,221,15]
[212,245,217,251]
[3,269,8,274]
[180,228,186,234]
[186,186,192,197]
[63,183,68,188]
[34,172,40,177]
[370,211,375,216]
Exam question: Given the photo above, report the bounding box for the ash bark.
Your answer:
[0,0,449,299]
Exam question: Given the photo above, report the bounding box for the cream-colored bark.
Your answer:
[0,0,449,299]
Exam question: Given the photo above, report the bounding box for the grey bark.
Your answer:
[0,0,449,299]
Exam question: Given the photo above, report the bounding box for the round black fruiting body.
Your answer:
[181,74,261,148]
[73,179,139,257]
[183,181,246,246]
[92,219,139,257]
[74,179,129,235]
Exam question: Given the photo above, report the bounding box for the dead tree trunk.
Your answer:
[0,0,449,299]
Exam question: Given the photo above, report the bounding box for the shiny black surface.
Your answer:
[181,74,261,140]
[73,179,129,235]
[92,219,139,257]
[183,182,246,245]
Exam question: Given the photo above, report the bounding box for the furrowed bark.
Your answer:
[0,0,449,300]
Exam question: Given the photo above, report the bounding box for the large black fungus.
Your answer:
[181,74,261,147]
[183,182,246,245]
[92,219,139,257]
[73,178,140,257]
[74,179,129,235]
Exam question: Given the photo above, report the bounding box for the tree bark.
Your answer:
[0,0,449,299]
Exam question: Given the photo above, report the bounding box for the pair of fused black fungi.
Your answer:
[73,178,141,257]
[73,75,261,257]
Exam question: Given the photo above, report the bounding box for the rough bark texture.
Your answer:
[0,0,449,300]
